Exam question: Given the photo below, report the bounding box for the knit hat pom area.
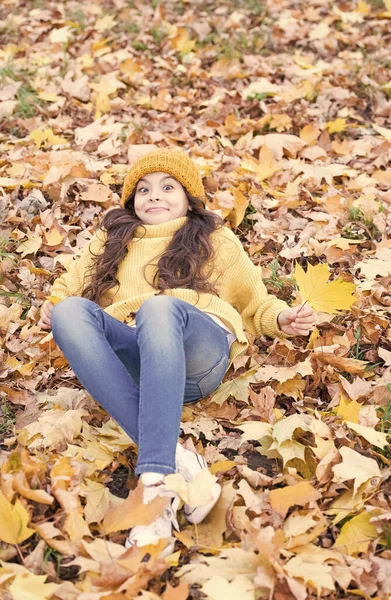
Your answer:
[120,148,206,208]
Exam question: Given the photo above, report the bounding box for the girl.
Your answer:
[38,148,315,556]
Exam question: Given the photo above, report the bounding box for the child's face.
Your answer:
[133,172,190,225]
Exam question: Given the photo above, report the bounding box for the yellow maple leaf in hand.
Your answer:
[294,262,356,314]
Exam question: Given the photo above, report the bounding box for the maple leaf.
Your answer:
[240,145,280,182]
[294,262,357,313]
[0,492,35,544]
[332,447,381,496]
[210,367,258,405]
[9,572,59,600]
[333,511,379,556]
[269,481,321,517]
[336,394,361,423]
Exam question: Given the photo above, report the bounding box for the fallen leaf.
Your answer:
[344,421,390,450]
[333,511,379,556]
[0,492,35,544]
[332,447,381,496]
[269,481,321,517]
[336,394,362,424]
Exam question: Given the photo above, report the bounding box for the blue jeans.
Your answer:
[51,296,235,476]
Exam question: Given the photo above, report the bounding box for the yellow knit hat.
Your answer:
[120,148,205,208]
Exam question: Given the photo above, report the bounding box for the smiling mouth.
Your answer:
[146,207,169,212]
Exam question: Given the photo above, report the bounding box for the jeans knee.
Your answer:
[51,297,95,337]
[137,295,179,320]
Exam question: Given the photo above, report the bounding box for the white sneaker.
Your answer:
[175,443,221,524]
[124,482,180,558]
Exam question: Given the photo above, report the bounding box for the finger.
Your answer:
[290,324,312,334]
[297,308,314,317]
[296,315,314,323]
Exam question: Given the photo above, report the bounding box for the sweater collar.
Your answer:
[134,216,188,238]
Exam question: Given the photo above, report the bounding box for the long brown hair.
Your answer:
[81,188,223,305]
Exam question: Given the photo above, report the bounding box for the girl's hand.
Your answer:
[38,301,54,330]
[277,303,316,336]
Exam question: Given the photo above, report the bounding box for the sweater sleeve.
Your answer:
[49,229,107,301]
[217,228,290,339]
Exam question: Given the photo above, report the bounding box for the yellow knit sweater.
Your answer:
[49,216,289,364]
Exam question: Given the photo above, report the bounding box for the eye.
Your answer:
[138,186,148,193]
[163,184,173,191]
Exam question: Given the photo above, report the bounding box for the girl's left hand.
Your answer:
[277,303,316,336]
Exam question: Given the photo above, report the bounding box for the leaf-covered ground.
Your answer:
[1,0,391,598]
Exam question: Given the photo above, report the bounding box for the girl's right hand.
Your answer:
[38,301,54,330]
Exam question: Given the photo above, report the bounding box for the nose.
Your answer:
[149,192,160,202]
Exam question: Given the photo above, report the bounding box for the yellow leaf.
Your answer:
[0,177,30,189]
[283,508,328,549]
[333,447,380,496]
[102,483,168,534]
[12,472,54,505]
[21,409,86,449]
[95,15,117,31]
[0,492,35,544]
[357,1,371,14]
[169,28,196,54]
[241,145,279,182]
[293,262,357,313]
[269,482,321,517]
[29,128,67,148]
[46,295,62,305]
[336,394,361,423]
[37,92,62,102]
[16,234,42,258]
[94,91,110,119]
[82,538,127,562]
[44,228,65,246]
[119,58,144,82]
[325,118,347,134]
[80,479,122,524]
[210,367,258,405]
[226,188,249,227]
[333,511,378,555]
[209,460,237,474]
[202,575,255,600]
[284,555,334,593]
[345,421,390,449]
[373,123,391,140]
[9,572,59,600]
[28,129,46,149]
[100,171,116,185]
[325,483,369,525]
[165,469,218,508]
[275,376,306,400]
[236,421,273,442]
